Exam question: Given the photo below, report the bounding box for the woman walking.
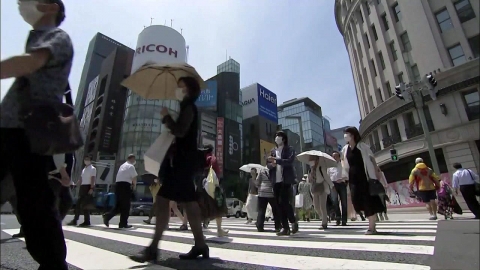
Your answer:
[255,167,281,232]
[342,127,385,235]
[297,174,313,221]
[308,157,334,229]
[130,77,208,262]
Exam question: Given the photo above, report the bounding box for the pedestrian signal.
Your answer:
[390,149,398,161]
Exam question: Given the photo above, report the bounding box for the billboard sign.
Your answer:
[257,84,278,123]
[99,81,128,153]
[259,140,276,166]
[241,83,278,123]
[196,80,217,109]
[216,117,224,176]
[225,120,241,171]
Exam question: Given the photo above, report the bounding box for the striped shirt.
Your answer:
[256,169,274,198]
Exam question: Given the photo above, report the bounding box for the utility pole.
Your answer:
[401,52,441,174]
[150,17,154,25]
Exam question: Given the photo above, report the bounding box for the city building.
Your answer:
[322,116,337,154]
[217,57,240,74]
[278,97,327,152]
[73,46,134,190]
[241,83,279,169]
[334,0,480,185]
[74,33,130,118]
[330,126,350,151]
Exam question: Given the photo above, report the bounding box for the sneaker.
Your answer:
[143,219,151,225]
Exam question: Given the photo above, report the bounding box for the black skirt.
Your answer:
[157,154,197,203]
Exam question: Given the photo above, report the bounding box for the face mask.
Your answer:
[19,1,44,26]
[84,161,91,165]
[344,134,352,143]
[275,136,283,145]
[308,160,316,166]
[175,88,186,101]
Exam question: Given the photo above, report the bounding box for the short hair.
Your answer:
[415,157,423,164]
[331,151,340,156]
[84,154,92,160]
[275,130,289,145]
[127,154,135,160]
[344,126,361,143]
[178,77,201,101]
[453,163,462,169]
[45,0,66,26]
[251,168,257,173]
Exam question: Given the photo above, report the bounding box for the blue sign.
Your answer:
[257,84,278,123]
[196,80,218,109]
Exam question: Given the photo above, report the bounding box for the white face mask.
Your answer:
[19,1,44,26]
[344,134,352,143]
[275,136,283,145]
[175,88,186,101]
[308,160,316,166]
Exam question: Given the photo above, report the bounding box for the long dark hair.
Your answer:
[178,76,201,103]
[344,126,362,144]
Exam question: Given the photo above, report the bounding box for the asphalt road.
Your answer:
[1,212,477,270]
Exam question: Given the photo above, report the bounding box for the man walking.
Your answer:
[67,154,96,227]
[452,163,480,219]
[409,158,440,220]
[0,1,72,268]
[267,131,299,236]
[327,151,349,226]
[104,154,138,228]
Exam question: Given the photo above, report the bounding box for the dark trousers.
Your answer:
[0,128,67,270]
[106,182,132,226]
[73,185,91,223]
[274,182,296,230]
[257,196,281,230]
[460,184,480,218]
[49,180,73,220]
[331,182,348,223]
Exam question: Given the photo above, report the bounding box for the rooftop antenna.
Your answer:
[186,45,190,63]
[150,17,154,25]
[181,28,183,35]
[143,25,146,29]
[171,19,173,28]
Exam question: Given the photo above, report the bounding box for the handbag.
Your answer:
[366,168,385,196]
[17,78,83,156]
[310,167,326,195]
[295,194,304,208]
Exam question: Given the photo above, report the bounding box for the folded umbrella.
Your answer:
[296,150,337,168]
[121,63,206,100]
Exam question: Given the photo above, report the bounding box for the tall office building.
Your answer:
[335,0,479,183]
[217,57,240,74]
[74,33,130,118]
[278,97,326,152]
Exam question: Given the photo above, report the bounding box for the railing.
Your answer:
[405,124,424,139]
[382,134,402,148]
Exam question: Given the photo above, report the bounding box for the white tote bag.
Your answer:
[295,194,304,208]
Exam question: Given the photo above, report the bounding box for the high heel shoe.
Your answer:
[179,245,210,260]
[129,246,158,263]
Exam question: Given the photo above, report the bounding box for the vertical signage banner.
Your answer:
[257,84,278,123]
[216,117,225,176]
[225,121,241,170]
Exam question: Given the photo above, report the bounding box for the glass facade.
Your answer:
[278,102,325,150]
[217,58,240,74]
[118,92,180,175]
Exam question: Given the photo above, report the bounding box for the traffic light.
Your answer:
[390,149,398,161]
[395,83,406,100]
[426,73,438,100]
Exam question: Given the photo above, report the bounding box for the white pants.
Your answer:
[312,192,328,225]
[246,194,258,220]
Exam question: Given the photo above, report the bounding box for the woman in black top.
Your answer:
[130,77,208,263]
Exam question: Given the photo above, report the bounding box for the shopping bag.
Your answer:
[204,167,219,199]
[295,194,304,208]
[144,132,175,176]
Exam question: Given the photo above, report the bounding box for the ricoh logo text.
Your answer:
[259,88,276,104]
[135,44,178,58]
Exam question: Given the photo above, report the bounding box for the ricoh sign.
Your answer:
[131,25,187,74]
[241,83,278,123]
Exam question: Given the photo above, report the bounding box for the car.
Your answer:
[130,204,152,216]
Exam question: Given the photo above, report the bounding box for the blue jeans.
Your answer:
[331,182,348,224]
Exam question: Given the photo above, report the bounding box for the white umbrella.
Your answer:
[297,150,337,168]
[239,163,265,173]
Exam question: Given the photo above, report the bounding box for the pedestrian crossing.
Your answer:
[2,218,439,270]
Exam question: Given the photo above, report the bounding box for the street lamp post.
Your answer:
[400,52,441,174]
[285,116,305,175]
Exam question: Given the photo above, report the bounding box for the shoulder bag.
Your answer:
[17,77,83,156]
[311,167,326,195]
[366,167,385,196]
[466,169,480,196]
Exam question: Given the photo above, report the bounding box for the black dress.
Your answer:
[157,99,199,203]
[346,145,385,217]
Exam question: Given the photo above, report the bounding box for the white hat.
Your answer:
[415,157,423,164]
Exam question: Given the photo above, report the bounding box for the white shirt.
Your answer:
[81,165,97,186]
[327,162,346,183]
[452,169,479,188]
[275,146,283,183]
[116,162,138,184]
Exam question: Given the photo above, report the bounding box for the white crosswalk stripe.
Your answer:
[2,218,439,270]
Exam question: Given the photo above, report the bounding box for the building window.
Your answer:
[392,3,401,22]
[359,10,364,23]
[378,51,386,70]
[386,81,392,97]
[365,34,370,48]
[371,59,377,76]
[369,95,375,109]
[377,88,384,102]
[411,64,421,81]
[468,35,479,59]
[381,14,389,30]
[462,90,480,120]
[397,72,404,83]
[371,24,378,40]
[435,9,454,32]
[455,0,476,23]
[358,42,363,58]
[448,44,467,66]
[390,41,398,61]
[400,32,412,52]
[365,2,371,14]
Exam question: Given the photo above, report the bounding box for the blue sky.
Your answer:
[0,0,359,129]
